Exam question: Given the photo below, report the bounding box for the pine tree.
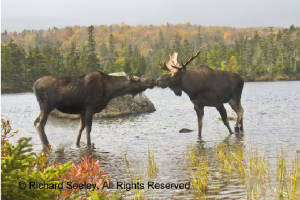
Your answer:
[171,32,182,53]
[106,33,117,71]
[195,27,202,48]
[66,42,80,74]
[1,41,26,91]
[86,25,100,71]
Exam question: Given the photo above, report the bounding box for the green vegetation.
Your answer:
[121,149,158,199]
[1,119,123,200]
[185,142,300,199]
[147,149,158,179]
[2,24,299,93]
[122,152,147,200]
[276,151,300,200]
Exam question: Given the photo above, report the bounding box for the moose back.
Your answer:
[33,71,155,148]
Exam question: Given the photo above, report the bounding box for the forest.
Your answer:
[1,24,299,93]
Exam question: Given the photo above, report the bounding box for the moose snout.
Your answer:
[155,79,160,86]
[155,78,166,88]
[148,78,155,88]
[141,78,155,88]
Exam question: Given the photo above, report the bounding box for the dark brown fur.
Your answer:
[156,65,244,136]
[33,71,155,148]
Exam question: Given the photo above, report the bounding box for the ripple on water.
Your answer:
[1,81,300,199]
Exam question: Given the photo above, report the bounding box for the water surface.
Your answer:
[2,81,300,199]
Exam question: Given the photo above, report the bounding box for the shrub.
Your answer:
[1,119,123,200]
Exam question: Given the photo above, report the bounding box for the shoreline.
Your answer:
[2,78,299,94]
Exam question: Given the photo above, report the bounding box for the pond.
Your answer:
[2,81,300,199]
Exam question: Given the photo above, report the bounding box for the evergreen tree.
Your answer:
[26,46,49,83]
[86,25,100,71]
[171,32,182,53]
[66,42,80,74]
[195,27,202,47]
[106,33,117,71]
[1,41,26,91]
[99,42,108,71]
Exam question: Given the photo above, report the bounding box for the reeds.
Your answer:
[147,149,158,179]
[186,146,210,198]
[276,152,300,200]
[186,142,299,200]
[122,149,159,200]
[189,158,209,196]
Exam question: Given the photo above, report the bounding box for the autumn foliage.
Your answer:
[1,24,299,93]
[60,155,110,199]
[1,119,121,200]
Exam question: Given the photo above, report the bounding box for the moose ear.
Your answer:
[128,73,138,82]
[129,73,134,80]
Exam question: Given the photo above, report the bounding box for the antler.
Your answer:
[180,45,207,68]
[159,52,179,72]
[181,50,201,68]
[159,62,169,71]
[158,46,205,72]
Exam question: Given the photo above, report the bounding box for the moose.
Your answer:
[156,50,244,136]
[33,71,155,148]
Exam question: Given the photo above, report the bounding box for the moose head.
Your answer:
[126,74,155,96]
[156,50,201,96]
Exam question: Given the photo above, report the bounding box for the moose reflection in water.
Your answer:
[156,50,244,136]
[33,71,155,148]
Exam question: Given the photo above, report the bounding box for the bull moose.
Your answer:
[33,71,155,148]
[156,51,244,136]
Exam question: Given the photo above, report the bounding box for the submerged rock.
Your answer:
[218,115,236,121]
[50,72,156,119]
[179,128,193,133]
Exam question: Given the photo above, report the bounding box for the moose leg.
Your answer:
[34,114,41,127]
[194,105,204,137]
[76,113,86,147]
[85,110,94,146]
[228,99,240,133]
[239,104,244,131]
[228,99,244,132]
[216,104,233,135]
[35,108,51,148]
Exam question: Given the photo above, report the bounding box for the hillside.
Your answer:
[2,24,299,93]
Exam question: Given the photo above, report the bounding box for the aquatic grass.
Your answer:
[122,149,158,199]
[215,142,270,199]
[185,142,286,199]
[286,154,300,200]
[189,158,209,197]
[276,151,287,199]
[186,146,210,198]
[276,152,300,200]
[123,152,131,174]
[122,153,148,200]
[147,149,158,179]
[215,143,234,175]
[245,151,269,200]
[215,142,247,180]
[132,175,147,200]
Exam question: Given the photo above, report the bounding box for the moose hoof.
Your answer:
[235,127,240,133]
[42,144,52,152]
[86,143,95,149]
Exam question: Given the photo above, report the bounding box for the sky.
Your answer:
[1,0,300,32]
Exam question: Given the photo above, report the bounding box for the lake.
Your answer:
[2,81,300,199]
